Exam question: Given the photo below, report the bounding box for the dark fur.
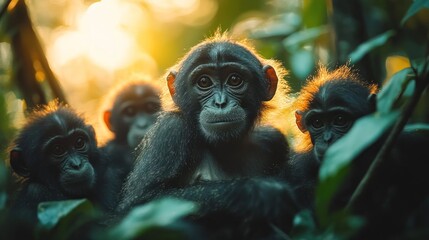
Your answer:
[101,80,161,206]
[285,66,429,238]
[118,36,296,239]
[8,104,120,224]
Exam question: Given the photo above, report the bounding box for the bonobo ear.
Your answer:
[10,148,30,178]
[167,71,177,97]
[103,110,113,131]
[263,65,278,101]
[86,125,97,144]
[368,93,377,112]
[87,125,96,137]
[295,110,307,133]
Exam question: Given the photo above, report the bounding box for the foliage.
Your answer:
[106,198,198,240]
[36,199,98,240]
[296,1,429,237]
[401,0,429,25]
[348,30,396,64]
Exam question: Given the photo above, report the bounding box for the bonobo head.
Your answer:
[294,65,378,161]
[9,102,99,196]
[166,33,288,143]
[103,79,162,149]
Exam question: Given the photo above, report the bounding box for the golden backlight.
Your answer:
[49,0,146,71]
[35,0,218,142]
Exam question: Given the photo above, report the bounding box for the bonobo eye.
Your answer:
[123,106,137,117]
[310,118,323,129]
[75,136,87,150]
[227,74,243,87]
[333,114,349,127]
[52,144,66,157]
[197,76,213,89]
[145,102,160,114]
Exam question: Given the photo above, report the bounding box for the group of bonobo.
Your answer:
[5,34,429,239]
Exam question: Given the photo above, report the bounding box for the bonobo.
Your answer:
[284,65,429,238]
[101,78,161,179]
[8,102,119,223]
[118,33,298,238]
[284,65,377,208]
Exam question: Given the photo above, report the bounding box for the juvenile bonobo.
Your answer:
[101,78,161,178]
[118,33,298,239]
[284,65,377,208]
[284,65,429,238]
[8,102,119,223]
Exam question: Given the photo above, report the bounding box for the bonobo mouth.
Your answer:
[206,119,243,124]
[203,118,244,132]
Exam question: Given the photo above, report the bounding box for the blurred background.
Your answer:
[0,0,428,158]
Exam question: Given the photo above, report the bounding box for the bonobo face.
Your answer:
[193,62,251,142]
[296,80,375,162]
[167,41,278,143]
[304,108,354,162]
[45,128,96,195]
[9,107,99,197]
[108,85,161,148]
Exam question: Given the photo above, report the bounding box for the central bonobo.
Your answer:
[118,33,298,239]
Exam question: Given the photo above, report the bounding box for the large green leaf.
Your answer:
[401,0,429,26]
[319,111,400,181]
[316,111,398,228]
[108,197,198,240]
[348,30,396,63]
[37,199,91,230]
[315,165,349,227]
[377,67,414,114]
[282,26,329,50]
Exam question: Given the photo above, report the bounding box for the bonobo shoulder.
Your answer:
[147,111,192,135]
[252,126,288,146]
[250,126,290,169]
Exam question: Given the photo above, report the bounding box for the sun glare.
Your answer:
[79,0,146,70]
[144,0,218,26]
[50,31,86,66]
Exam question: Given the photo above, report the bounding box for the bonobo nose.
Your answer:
[136,117,150,128]
[70,158,82,169]
[323,131,333,143]
[215,101,227,109]
[214,93,227,109]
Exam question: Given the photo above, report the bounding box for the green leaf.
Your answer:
[108,197,198,240]
[302,0,327,28]
[316,112,400,226]
[37,199,90,230]
[289,49,315,80]
[401,0,429,26]
[291,209,317,236]
[0,192,6,210]
[282,26,329,50]
[315,165,349,228]
[377,67,414,114]
[348,30,396,63]
[319,111,400,181]
[404,123,429,133]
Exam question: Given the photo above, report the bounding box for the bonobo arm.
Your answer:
[250,126,290,174]
[118,112,202,212]
[11,182,66,221]
[162,178,300,238]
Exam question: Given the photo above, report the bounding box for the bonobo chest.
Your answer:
[191,139,283,181]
